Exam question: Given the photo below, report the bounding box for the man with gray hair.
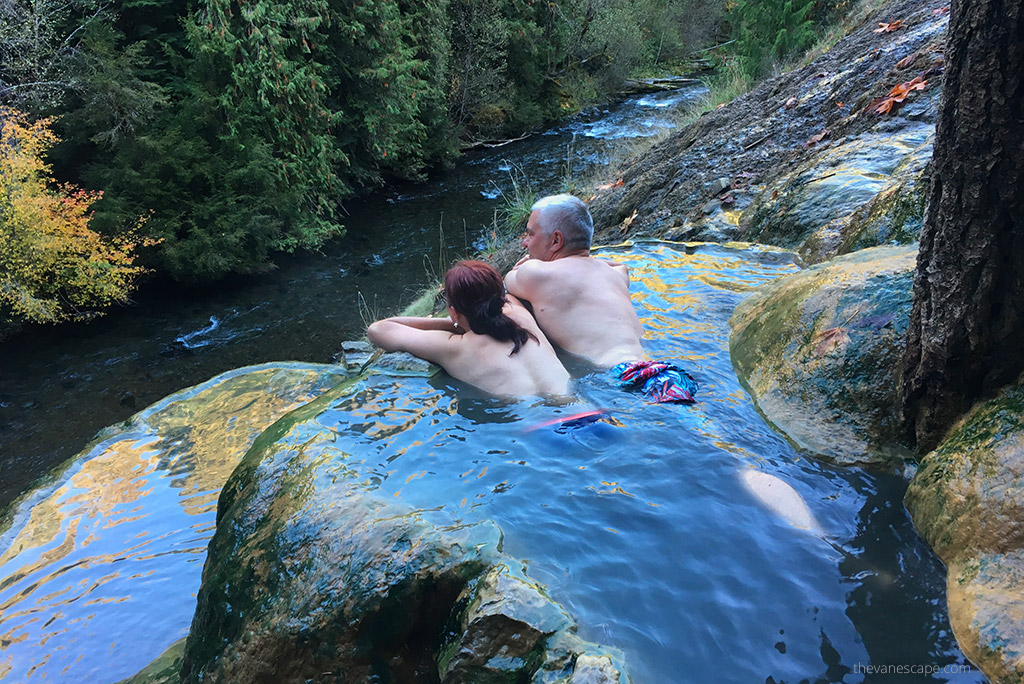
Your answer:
[505,194,697,402]
[503,194,644,368]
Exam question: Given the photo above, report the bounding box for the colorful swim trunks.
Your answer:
[612,361,698,403]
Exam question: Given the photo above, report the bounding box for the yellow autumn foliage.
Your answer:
[0,107,149,325]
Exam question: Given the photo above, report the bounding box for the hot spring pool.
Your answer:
[0,242,981,682]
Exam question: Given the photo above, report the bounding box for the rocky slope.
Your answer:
[590,0,949,263]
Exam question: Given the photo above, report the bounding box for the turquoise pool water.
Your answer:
[0,243,980,682]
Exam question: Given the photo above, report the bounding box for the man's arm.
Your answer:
[504,258,544,300]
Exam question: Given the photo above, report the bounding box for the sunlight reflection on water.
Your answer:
[0,243,982,683]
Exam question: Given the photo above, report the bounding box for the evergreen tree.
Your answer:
[324,0,449,184]
[731,0,816,77]
[89,0,347,281]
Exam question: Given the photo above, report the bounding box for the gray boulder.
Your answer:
[729,244,917,465]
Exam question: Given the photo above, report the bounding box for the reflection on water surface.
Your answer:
[0,365,344,681]
[0,243,981,683]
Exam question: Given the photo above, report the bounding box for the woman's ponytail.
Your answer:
[445,261,538,356]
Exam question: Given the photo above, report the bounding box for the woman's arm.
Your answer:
[366,317,459,365]
[375,316,459,333]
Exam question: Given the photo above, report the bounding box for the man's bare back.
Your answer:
[503,194,645,368]
[504,254,643,368]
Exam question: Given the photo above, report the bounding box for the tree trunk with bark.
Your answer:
[900,0,1024,451]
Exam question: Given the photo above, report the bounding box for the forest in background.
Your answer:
[1,0,841,332]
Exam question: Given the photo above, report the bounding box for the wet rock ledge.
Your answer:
[171,365,628,683]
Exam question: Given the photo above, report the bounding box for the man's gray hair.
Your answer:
[531,194,593,251]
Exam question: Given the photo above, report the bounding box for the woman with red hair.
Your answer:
[368,260,569,396]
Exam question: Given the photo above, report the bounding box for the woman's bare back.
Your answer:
[442,304,569,397]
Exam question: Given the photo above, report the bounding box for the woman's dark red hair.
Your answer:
[444,260,537,355]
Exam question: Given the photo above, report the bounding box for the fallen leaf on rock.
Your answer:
[586,194,597,203]
[874,19,904,33]
[813,327,850,356]
[803,129,831,149]
[933,6,949,16]
[894,74,928,94]
[720,193,735,205]
[596,178,624,191]
[622,209,638,227]
[854,313,896,330]
[865,75,929,115]
[837,101,844,108]
[784,97,798,109]
[867,96,896,115]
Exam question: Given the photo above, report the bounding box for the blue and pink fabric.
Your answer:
[612,360,699,403]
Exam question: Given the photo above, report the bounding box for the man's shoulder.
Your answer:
[508,255,621,290]
[510,256,571,282]
[576,255,629,280]
[527,255,624,280]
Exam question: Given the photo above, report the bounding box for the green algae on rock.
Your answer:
[118,638,186,684]
[906,379,1024,683]
[181,377,629,684]
[729,244,918,465]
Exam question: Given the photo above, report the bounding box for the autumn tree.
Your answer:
[900,0,1024,450]
[0,107,147,328]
